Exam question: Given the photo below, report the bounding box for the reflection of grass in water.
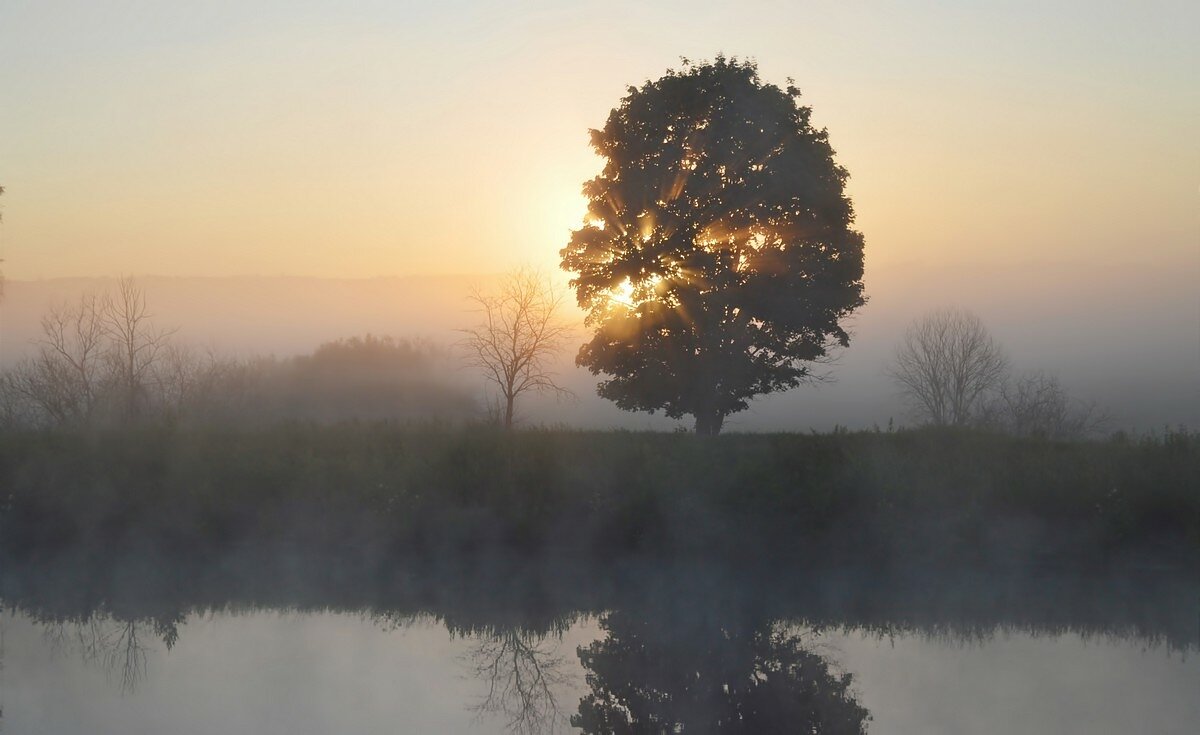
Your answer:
[0,424,1195,566]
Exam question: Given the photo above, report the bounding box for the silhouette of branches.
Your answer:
[467,629,572,735]
[461,268,573,428]
[889,307,1008,426]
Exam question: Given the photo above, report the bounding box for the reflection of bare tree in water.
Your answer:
[40,612,181,695]
[44,617,148,694]
[467,629,573,735]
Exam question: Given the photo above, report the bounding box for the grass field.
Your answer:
[1,423,1196,568]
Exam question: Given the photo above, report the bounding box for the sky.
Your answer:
[1,0,1197,280]
[0,1,1197,430]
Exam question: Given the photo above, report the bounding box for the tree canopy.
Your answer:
[560,56,865,434]
[573,609,870,734]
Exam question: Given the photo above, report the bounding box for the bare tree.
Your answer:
[889,307,1008,427]
[39,294,109,422]
[0,295,108,426]
[155,345,259,423]
[43,614,156,695]
[468,629,571,735]
[978,370,1106,440]
[461,268,573,429]
[101,276,174,420]
[0,278,179,427]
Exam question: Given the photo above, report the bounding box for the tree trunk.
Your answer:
[693,410,724,436]
[504,393,515,430]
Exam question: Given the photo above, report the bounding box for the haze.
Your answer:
[1,0,1197,430]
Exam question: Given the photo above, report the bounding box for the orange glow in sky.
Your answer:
[0,1,1195,280]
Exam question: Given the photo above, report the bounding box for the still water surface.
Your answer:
[1,562,1197,733]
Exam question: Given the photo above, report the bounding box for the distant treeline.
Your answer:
[0,277,479,428]
[230,334,476,423]
[0,302,477,427]
[1,424,1195,569]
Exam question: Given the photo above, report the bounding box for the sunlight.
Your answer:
[608,274,667,311]
[610,277,637,307]
[637,210,656,242]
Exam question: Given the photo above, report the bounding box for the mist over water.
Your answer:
[2,558,1196,734]
[1,4,1196,731]
[2,266,1195,733]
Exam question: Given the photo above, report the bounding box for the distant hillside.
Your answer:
[1,261,1196,431]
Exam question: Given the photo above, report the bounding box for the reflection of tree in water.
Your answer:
[573,610,869,734]
[467,628,572,735]
[40,611,183,694]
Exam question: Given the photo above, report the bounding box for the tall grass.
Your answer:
[1,424,1196,567]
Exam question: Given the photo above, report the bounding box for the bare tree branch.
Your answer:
[0,278,184,427]
[101,276,176,421]
[888,307,1008,427]
[976,370,1108,439]
[467,629,571,735]
[460,268,574,429]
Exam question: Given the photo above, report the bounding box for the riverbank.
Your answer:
[1,424,1196,568]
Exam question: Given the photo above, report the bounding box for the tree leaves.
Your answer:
[561,58,866,433]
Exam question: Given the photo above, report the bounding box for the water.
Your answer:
[1,559,1197,733]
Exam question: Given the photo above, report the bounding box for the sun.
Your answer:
[608,275,667,310]
[611,278,637,307]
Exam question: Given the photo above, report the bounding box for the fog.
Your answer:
[2,257,1196,431]
[3,554,1196,734]
[2,4,1196,733]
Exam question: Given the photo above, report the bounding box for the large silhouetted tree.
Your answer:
[561,57,866,434]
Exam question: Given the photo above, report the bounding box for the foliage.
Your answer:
[574,611,868,734]
[561,56,866,435]
[254,334,475,422]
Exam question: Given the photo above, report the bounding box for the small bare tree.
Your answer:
[0,278,179,427]
[101,276,175,420]
[461,268,572,429]
[978,370,1106,440]
[2,294,108,425]
[889,307,1008,427]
